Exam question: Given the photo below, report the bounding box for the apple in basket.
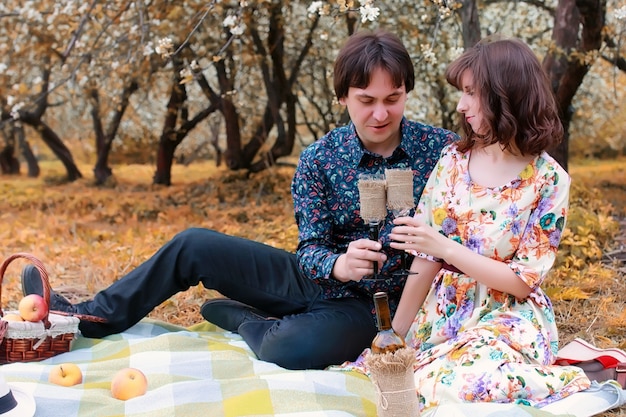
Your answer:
[48,363,83,386]
[111,368,148,400]
[18,294,49,322]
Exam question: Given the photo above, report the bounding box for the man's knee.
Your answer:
[257,341,322,370]
[173,227,218,244]
[248,320,371,370]
[170,228,228,257]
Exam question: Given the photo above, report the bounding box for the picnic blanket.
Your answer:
[0,319,624,417]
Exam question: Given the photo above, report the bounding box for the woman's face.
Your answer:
[456,70,486,135]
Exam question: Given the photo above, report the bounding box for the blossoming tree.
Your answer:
[0,0,624,183]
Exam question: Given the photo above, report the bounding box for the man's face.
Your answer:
[339,67,407,157]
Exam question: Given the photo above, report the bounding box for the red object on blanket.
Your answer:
[556,338,626,388]
[556,338,626,367]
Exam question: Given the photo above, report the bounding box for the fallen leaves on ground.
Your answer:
[1,159,625,362]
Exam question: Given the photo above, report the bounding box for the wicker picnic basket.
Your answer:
[0,252,82,364]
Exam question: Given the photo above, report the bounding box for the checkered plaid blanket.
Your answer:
[1,320,377,417]
[1,319,618,417]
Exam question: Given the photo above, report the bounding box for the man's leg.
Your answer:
[71,228,318,337]
[238,297,376,370]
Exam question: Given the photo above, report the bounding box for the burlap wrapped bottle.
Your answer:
[365,347,420,416]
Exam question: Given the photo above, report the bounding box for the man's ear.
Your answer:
[338,97,346,106]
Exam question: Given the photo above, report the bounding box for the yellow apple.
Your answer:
[48,363,83,386]
[111,368,148,400]
[18,294,48,322]
[2,313,24,322]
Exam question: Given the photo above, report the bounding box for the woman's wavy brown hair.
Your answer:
[445,37,563,155]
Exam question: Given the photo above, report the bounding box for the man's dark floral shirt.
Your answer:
[291,118,458,315]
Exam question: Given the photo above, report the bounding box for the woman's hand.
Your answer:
[332,239,387,282]
[388,216,449,260]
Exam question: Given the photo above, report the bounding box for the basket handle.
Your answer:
[0,253,53,328]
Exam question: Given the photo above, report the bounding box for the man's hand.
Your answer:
[332,239,387,282]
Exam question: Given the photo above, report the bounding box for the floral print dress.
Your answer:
[333,144,590,411]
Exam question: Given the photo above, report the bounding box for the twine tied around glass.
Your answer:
[384,168,415,274]
[384,168,414,213]
[357,174,387,280]
[364,346,420,417]
[357,175,387,223]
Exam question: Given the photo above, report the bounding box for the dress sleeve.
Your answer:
[509,164,571,290]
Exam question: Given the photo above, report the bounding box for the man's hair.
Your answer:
[445,37,563,155]
[333,30,415,99]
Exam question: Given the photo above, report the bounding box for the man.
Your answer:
[22,30,457,370]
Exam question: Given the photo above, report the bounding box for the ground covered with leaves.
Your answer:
[1,158,625,415]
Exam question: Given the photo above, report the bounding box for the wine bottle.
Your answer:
[371,291,406,354]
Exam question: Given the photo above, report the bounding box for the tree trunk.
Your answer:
[458,0,482,47]
[91,80,139,185]
[543,0,606,171]
[19,113,82,181]
[0,144,19,174]
[13,55,81,181]
[90,87,110,182]
[0,122,19,174]
[153,70,186,186]
[243,2,317,173]
[152,49,221,186]
[221,98,243,170]
[153,137,178,185]
[15,122,39,177]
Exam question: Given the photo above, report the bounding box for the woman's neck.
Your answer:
[468,144,535,187]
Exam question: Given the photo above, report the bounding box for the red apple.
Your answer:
[111,368,148,400]
[48,363,83,386]
[18,294,48,322]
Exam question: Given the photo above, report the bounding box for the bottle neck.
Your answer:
[373,292,392,331]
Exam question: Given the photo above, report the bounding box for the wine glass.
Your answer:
[357,173,387,280]
[384,168,417,276]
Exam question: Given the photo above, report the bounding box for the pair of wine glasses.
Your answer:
[357,168,416,281]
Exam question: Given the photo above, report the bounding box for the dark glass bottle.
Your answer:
[371,291,406,354]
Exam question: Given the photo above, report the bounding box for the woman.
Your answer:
[337,37,591,410]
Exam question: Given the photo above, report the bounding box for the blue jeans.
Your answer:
[75,228,376,369]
